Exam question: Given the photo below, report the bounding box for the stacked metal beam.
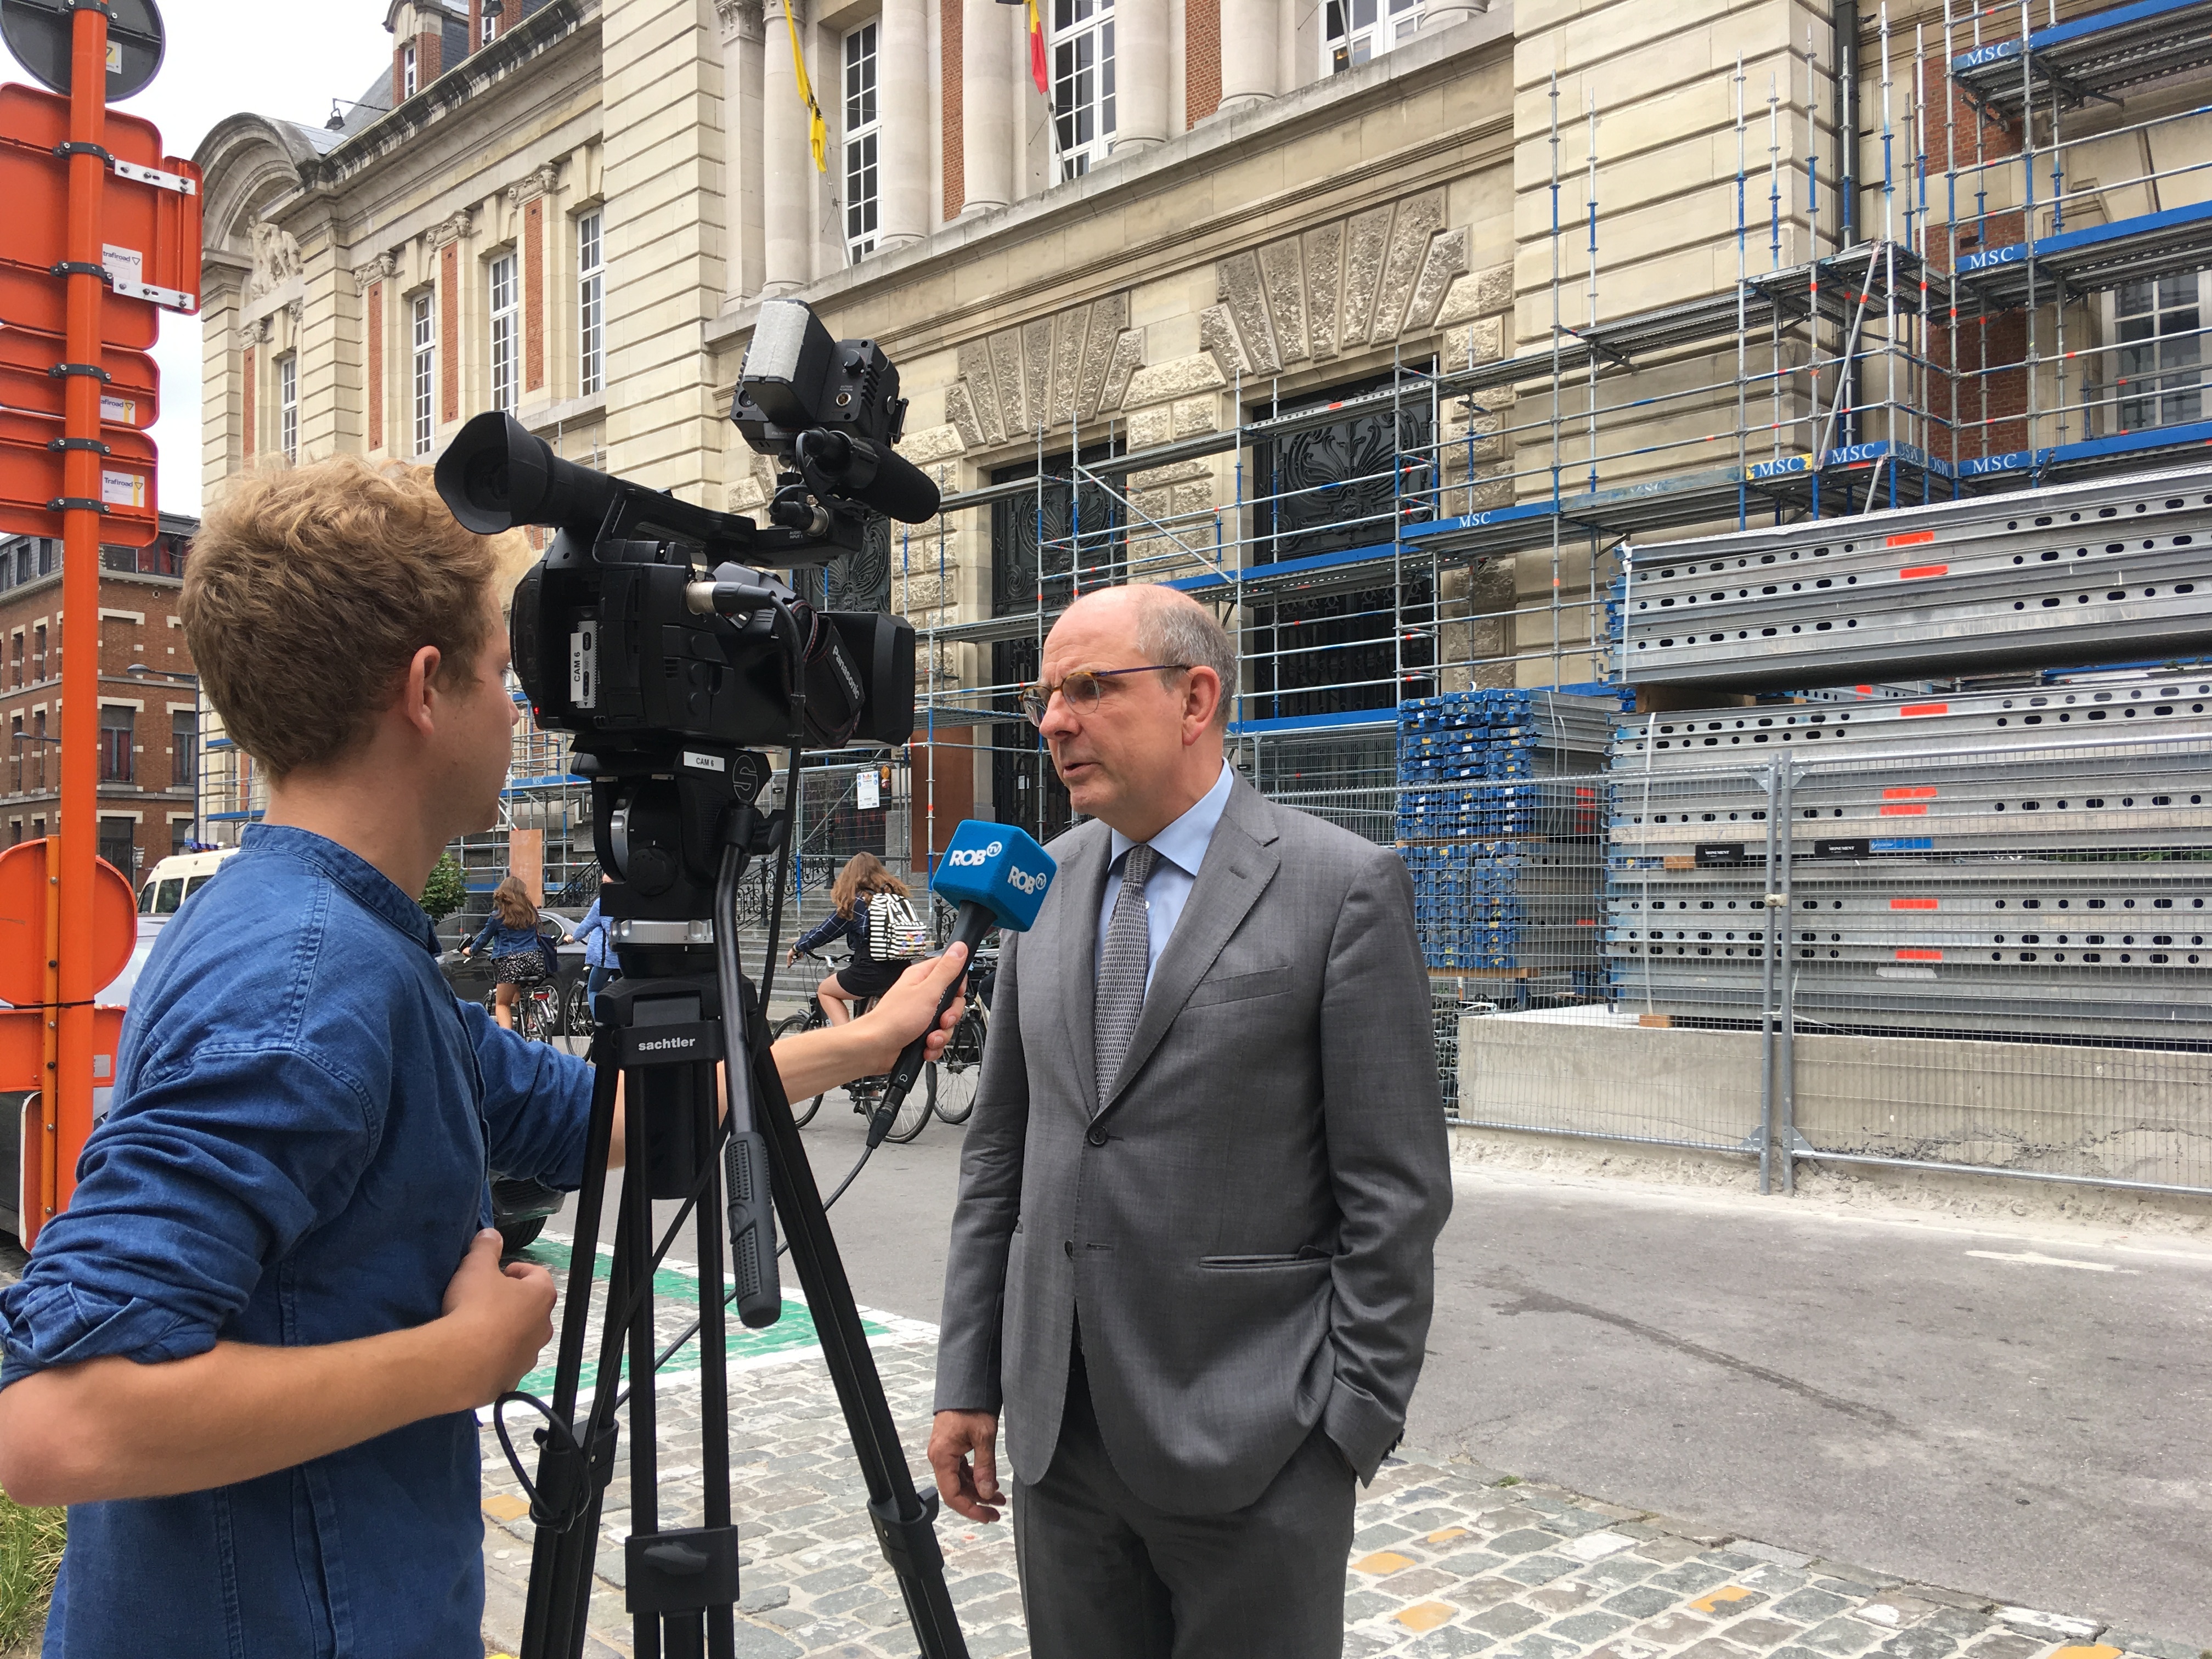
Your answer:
[1606,671,2212,1042]
[1398,690,1618,977]
[1617,465,2212,690]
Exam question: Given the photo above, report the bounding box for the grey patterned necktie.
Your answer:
[1094,843,1159,1105]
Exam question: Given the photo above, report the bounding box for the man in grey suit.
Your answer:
[928,584,1453,1657]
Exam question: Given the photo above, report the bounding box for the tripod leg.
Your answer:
[520,1052,624,1659]
[694,1064,737,1659]
[627,1098,664,1659]
[740,981,971,1659]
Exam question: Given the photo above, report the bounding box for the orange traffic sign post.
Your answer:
[0,1,193,1246]
[0,838,133,1244]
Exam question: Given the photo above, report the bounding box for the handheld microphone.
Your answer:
[867,821,1057,1146]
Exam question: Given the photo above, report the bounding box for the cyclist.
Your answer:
[787,852,924,1026]
[460,876,551,1031]
[572,893,614,1003]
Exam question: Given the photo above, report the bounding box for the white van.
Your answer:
[137,848,239,922]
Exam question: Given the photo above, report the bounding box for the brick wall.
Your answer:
[1185,0,1220,128]
[241,345,256,462]
[0,566,200,873]
[941,1,963,220]
[524,198,545,393]
[440,244,460,424]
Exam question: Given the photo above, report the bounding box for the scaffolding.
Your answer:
[894,0,2210,877]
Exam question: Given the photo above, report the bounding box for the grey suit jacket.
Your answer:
[933,776,1453,1516]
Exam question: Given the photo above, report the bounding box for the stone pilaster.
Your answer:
[762,0,813,292]
[1115,0,1170,151]
[719,0,766,301]
[1217,0,1277,117]
[960,0,1012,212]
[600,0,730,497]
[877,0,928,247]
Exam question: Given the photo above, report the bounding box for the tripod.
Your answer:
[512,799,968,1659]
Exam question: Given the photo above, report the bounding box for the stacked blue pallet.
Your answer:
[1396,689,1621,974]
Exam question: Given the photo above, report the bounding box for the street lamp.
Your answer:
[127,663,203,853]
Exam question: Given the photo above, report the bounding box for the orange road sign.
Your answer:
[0,323,156,427]
[0,403,157,542]
[0,836,136,1008]
[0,82,199,321]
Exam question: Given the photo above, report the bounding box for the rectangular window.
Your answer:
[8,715,19,795]
[577,213,604,398]
[99,705,134,785]
[2114,271,2205,433]
[402,43,418,97]
[1325,0,1421,74]
[98,816,134,876]
[842,22,881,263]
[480,8,495,43]
[32,625,46,682]
[1051,0,1115,179]
[170,817,193,854]
[9,633,20,687]
[172,709,198,789]
[279,353,298,463]
[489,252,519,413]
[411,291,436,456]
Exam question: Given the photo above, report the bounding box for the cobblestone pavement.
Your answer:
[478,1236,2203,1659]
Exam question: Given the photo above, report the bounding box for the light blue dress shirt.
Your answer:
[1094,757,1235,996]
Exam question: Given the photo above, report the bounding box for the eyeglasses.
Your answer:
[1018,665,1189,727]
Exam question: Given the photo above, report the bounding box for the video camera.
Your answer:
[435,298,936,932]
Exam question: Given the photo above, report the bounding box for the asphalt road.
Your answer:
[582,1093,2212,1644]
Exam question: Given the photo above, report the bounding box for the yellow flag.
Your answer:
[783,2,828,173]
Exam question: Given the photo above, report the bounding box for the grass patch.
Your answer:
[0,1493,63,1648]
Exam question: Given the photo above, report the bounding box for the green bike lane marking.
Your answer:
[510,1234,935,1398]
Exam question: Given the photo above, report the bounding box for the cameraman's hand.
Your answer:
[928,1409,1004,1523]
[437,1229,556,1408]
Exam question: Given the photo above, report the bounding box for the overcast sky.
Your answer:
[93,3,394,516]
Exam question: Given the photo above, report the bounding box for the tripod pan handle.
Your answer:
[725,1128,782,1328]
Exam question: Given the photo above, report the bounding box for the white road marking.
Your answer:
[1965,1249,2135,1274]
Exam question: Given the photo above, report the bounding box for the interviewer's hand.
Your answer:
[928,1409,1004,1523]
[848,945,968,1074]
[438,1229,556,1408]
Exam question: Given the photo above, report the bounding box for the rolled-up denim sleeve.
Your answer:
[0,1045,379,1385]
[464,998,596,1191]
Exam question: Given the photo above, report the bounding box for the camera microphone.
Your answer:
[867,821,1057,1146]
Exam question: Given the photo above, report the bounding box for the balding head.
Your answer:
[1035,584,1238,839]
[1058,584,1238,732]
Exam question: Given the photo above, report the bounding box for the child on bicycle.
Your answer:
[788,852,926,1026]
[460,875,551,1030]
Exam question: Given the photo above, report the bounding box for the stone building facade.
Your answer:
[202,0,2195,851]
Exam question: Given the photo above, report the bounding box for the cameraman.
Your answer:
[0,458,962,1657]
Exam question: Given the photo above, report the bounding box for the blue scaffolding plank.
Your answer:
[1950,0,2212,108]
[1228,708,1399,737]
[1954,415,2212,480]
[1954,198,2212,303]
[1167,538,1404,599]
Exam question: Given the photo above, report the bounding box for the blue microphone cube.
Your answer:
[932,821,1057,931]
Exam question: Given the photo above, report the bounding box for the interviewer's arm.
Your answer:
[771,945,966,1101]
[0,1229,551,1506]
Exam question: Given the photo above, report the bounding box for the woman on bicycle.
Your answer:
[787,853,922,1027]
[460,876,549,1031]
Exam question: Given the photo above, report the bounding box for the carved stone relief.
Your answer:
[716,0,765,39]
[246,222,302,301]
[427,208,474,249]
[352,252,398,295]
[1207,190,1509,375]
[504,161,561,207]
[943,292,1142,447]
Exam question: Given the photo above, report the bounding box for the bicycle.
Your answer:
[770,948,990,1140]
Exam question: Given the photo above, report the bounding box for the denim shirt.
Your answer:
[0,824,596,1659]
[465,915,544,957]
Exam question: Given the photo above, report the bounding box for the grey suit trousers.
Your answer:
[1014,1337,1357,1659]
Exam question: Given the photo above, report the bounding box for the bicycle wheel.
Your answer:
[927,1008,986,1125]
[883,1072,934,1143]
[563,977,595,1036]
[770,1012,827,1125]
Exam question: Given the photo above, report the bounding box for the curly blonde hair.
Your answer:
[182,456,499,778]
